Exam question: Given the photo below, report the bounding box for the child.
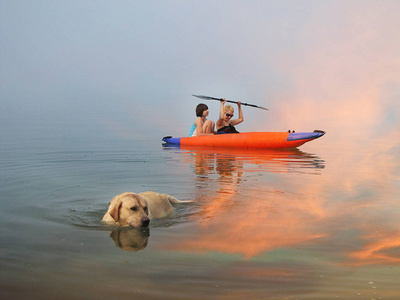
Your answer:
[189,103,216,136]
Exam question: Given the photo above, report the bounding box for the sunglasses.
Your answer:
[226,113,233,118]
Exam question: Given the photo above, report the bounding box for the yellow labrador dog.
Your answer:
[102,191,190,228]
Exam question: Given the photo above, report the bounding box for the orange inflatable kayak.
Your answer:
[162,130,325,149]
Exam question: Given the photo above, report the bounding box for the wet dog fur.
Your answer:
[102,191,189,228]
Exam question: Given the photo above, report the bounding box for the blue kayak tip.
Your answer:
[287,130,326,141]
[162,136,181,144]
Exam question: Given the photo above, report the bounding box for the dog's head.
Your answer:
[108,193,150,228]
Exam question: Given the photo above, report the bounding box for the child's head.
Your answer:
[196,103,209,117]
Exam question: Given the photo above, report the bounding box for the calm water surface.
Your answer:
[1,132,399,299]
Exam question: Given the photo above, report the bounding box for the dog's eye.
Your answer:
[130,206,138,212]
[144,206,148,211]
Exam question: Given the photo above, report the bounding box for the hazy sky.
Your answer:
[1,0,399,143]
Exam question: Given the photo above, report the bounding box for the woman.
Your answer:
[216,99,243,133]
[189,103,217,137]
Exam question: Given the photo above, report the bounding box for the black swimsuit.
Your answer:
[217,124,239,134]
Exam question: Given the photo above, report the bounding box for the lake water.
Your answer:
[1,127,399,300]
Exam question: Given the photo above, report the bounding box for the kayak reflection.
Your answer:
[163,145,325,177]
[162,145,327,258]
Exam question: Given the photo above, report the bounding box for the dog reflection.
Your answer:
[109,227,150,251]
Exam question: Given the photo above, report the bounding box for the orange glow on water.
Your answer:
[159,142,400,267]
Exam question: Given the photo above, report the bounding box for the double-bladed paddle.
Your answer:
[192,94,268,110]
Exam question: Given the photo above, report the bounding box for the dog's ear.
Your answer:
[109,199,122,222]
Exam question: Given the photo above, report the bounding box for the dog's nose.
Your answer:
[142,217,150,227]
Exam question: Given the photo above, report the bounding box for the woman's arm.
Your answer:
[216,99,227,129]
[230,101,244,126]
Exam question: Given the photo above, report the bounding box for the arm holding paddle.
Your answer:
[218,99,227,122]
[230,101,243,126]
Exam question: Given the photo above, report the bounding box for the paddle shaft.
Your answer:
[192,94,268,110]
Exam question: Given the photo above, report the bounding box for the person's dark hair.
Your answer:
[196,103,208,117]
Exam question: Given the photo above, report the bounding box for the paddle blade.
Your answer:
[192,94,268,110]
[244,103,269,110]
[192,94,221,101]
